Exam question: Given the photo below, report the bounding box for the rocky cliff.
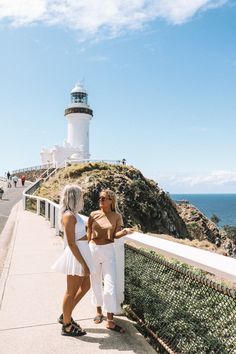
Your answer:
[36,162,189,238]
[176,202,220,242]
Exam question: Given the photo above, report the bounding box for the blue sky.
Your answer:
[0,0,235,193]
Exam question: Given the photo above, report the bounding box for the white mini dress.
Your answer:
[52,213,93,276]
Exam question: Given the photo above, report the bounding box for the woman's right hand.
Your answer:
[82,262,90,276]
[123,227,135,235]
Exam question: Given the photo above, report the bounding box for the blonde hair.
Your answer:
[60,184,83,221]
[100,189,119,212]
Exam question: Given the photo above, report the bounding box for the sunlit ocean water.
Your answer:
[171,194,236,227]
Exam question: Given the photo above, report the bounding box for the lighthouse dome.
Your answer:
[71,83,87,94]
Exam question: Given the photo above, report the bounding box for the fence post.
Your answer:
[114,239,125,314]
[55,207,60,236]
[22,195,26,210]
[50,204,54,227]
[45,201,49,221]
[37,199,40,215]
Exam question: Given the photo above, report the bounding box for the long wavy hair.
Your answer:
[59,185,83,227]
[100,189,120,213]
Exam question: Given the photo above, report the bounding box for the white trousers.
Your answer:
[89,242,117,314]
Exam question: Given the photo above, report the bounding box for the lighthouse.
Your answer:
[40,82,93,167]
[65,83,93,160]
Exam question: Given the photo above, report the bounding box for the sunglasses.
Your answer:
[99,196,112,201]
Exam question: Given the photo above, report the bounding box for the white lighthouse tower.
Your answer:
[40,83,93,166]
[65,83,93,161]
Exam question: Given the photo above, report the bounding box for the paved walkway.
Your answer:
[0,183,30,275]
[0,182,27,234]
[0,203,155,354]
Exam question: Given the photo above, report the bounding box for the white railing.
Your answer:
[40,160,66,182]
[125,233,236,283]
[23,179,60,234]
[12,163,55,174]
[65,159,124,166]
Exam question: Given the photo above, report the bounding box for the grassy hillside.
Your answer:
[36,162,189,237]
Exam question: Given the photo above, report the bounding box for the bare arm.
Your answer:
[115,227,134,238]
[87,214,93,241]
[114,214,134,239]
[63,213,89,275]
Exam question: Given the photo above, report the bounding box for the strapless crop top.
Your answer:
[64,212,86,244]
[87,210,123,241]
[75,215,86,241]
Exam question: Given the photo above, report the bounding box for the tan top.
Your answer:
[87,210,123,241]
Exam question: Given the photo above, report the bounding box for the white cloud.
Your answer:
[164,170,236,186]
[156,0,229,25]
[0,0,47,26]
[0,0,230,39]
[192,171,236,185]
[157,170,236,193]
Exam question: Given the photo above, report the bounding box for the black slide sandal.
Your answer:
[61,323,87,337]
[107,324,125,333]
[58,314,82,329]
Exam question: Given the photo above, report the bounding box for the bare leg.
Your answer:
[96,306,103,316]
[93,306,104,324]
[106,312,125,333]
[106,312,113,326]
[63,275,84,326]
[72,276,90,310]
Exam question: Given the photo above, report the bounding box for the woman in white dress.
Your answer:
[52,185,93,337]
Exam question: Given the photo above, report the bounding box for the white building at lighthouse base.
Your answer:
[40,143,87,167]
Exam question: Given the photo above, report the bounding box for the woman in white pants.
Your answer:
[87,189,134,333]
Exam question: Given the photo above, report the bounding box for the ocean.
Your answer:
[171,194,236,228]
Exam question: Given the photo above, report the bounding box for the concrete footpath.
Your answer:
[0,203,155,354]
[0,183,27,234]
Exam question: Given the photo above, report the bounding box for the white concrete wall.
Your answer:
[40,150,52,164]
[125,232,236,283]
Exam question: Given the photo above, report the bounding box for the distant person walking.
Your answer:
[21,175,26,186]
[7,171,11,180]
[52,185,93,337]
[12,175,18,187]
[87,189,134,333]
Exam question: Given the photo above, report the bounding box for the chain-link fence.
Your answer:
[124,244,236,354]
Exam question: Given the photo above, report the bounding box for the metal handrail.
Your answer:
[12,163,55,174]
[66,159,123,165]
